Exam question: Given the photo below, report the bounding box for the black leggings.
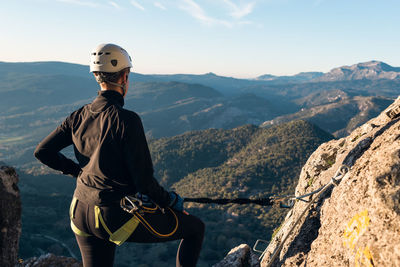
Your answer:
[71,199,205,267]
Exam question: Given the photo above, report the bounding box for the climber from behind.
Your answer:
[34,43,205,267]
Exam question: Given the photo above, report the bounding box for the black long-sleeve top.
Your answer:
[34,90,171,207]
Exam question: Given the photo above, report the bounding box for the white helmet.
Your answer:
[90,43,132,73]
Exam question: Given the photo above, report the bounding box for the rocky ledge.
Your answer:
[260,96,400,266]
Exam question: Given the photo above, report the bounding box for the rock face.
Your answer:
[0,165,21,267]
[260,97,400,266]
[213,244,260,267]
[16,253,82,267]
[0,165,82,267]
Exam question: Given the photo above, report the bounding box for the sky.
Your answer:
[1,0,400,78]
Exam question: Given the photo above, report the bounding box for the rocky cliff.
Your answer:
[260,96,400,266]
[0,165,21,267]
[0,165,82,267]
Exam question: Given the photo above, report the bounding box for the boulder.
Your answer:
[16,253,82,267]
[213,244,260,267]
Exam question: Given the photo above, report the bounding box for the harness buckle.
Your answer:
[120,196,142,214]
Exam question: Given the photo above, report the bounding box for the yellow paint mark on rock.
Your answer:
[355,246,374,267]
[343,210,370,250]
[342,210,375,266]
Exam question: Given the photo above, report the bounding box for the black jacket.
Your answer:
[34,90,171,207]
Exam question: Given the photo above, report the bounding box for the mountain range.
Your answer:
[257,61,400,83]
[261,94,392,137]
[256,72,324,82]
[1,60,399,171]
[315,60,400,81]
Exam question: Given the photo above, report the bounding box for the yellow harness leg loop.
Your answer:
[109,217,140,245]
[94,206,100,229]
[95,206,112,235]
[69,197,92,237]
[69,197,78,219]
[94,205,140,246]
[70,221,92,237]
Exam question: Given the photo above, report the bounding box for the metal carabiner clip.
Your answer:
[279,198,295,209]
[120,196,143,214]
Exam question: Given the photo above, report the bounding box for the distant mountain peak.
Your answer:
[205,72,217,76]
[345,60,398,71]
[315,61,400,81]
[255,61,400,83]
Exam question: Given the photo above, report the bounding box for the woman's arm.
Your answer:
[34,118,81,178]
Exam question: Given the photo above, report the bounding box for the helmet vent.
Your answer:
[98,52,103,55]
[111,60,118,67]
[105,52,111,55]
[92,52,96,55]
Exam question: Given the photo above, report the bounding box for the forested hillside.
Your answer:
[166,121,333,265]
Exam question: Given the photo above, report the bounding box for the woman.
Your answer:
[34,43,204,267]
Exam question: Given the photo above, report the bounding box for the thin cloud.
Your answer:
[179,0,232,27]
[154,2,166,10]
[109,1,121,9]
[131,0,145,10]
[57,0,99,8]
[222,0,256,19]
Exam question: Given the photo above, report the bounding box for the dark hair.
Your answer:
[94,68,129,83]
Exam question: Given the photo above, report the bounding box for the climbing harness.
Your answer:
[120,195,179,238]
[256,165,350,266]
[69,197,141,246]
